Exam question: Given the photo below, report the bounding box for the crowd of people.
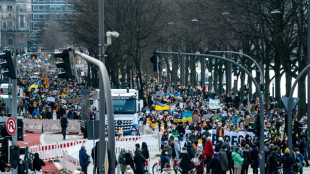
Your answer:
[11,54,310,174]
[134,79,310,174]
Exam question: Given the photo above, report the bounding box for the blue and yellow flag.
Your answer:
[155,101,170,111]
[166,92,174,98]
[174,94,183,100]
[173,115,182,123]
[28,81,40,92]
[182,111,192,122]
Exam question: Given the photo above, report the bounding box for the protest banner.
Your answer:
[209,99,221,109]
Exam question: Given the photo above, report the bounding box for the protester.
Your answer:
[161,163,175,174]
[204,137,214,174]
[118,148,127,174]
[281,148,294,174]
[294,148,304,174]
[141,142,150,160]
[195,148,206,174]
[179,147,194,173]
[160,149,170,172]
[210,153,222,174]
[231,145,243,174]
[134,148,146,174]
[219,146,229,174]
[125,165,134,174]
[79,145,90,174]
[32,153,45,171]
[125,150,135,172]
[250,144,259,174]
[60,114,69,140]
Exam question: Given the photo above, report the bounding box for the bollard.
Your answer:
[198,139,203,148]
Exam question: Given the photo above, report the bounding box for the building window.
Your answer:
[20,16,24,28]
[3,22,6,29]
[8,37,13,45]
[7,5,12,11]
[8,21,13,30]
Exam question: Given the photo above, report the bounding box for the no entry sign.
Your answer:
[6,117,17,135]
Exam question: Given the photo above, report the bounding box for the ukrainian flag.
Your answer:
[182,111,192,122]
[174,94,183,100]
[166,92,174,98]
[173,115,182,123]
[155,101,170,111]
[28,81,40,92]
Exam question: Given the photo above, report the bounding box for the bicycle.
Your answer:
[152,158,179,174]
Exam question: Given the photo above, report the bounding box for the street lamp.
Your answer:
[106,31,120,45]
[191,18,199,22]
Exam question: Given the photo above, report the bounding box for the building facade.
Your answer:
[31,0,72,48]
[0,0,31,51]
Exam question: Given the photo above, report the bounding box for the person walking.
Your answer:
[241,144,252,174]
[161,149,170,172]
[204,137,214,174]
[231,145,243,174]
[125,150,135,172]
[250,144,259,174]
[281,148,294,174]
[219,146,229,174]
[210,153,222,174]
[174,138,181,159]
[179,147,194,173]
[294,148,304,174]
[32,153,45,171]
[195,148,206,174]
[60,114,69,140]
[79,145,90,174]
[118,148,127,174]
[134,148,146,174]
[141,142,150,160]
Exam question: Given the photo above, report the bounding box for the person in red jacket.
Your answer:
[195,148,206,174]
[203,137,214,174]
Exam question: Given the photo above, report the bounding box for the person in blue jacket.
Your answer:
[32,107,40,119]
[79,145,90,174]
[160,149,170,172]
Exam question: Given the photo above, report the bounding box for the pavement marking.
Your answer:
[40,132,46,145]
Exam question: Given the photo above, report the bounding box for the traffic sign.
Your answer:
[281,97,299,110]
[6,117,16,135]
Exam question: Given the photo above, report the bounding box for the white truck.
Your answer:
[92,89,143,135]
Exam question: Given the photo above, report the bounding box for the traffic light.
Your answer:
[10,145,20,169]
[150,52,159,72]
[0,137,9,164]
[242,85,248,92]
[260,84,264,94]
[17,119,23,141]
[20,50,25,55]
[0,51,16,79]
[55,49,73,80]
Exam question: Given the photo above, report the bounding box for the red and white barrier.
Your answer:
[28,139,86,161]
[63,149,79,174]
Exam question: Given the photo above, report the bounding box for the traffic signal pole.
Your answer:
[75,51,115,174]
[288,64,310,152]
[12,52,17,174]
[156,50,265,174]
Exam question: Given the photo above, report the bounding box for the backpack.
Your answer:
[121,154,126,164]
[282,155,291,168]
[193,154,202,166]
[241,139,246,147]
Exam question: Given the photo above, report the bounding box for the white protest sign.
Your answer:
[209,99,221,109]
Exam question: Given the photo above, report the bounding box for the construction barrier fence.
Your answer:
[23,119,81,133]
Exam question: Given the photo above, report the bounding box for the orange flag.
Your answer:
[44,76,48,88]
[67,84,69,92]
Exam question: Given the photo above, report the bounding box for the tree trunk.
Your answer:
[190,57,196,86]
[171,54,179,84]
[285,72,292,97]
[185,56,190,86]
